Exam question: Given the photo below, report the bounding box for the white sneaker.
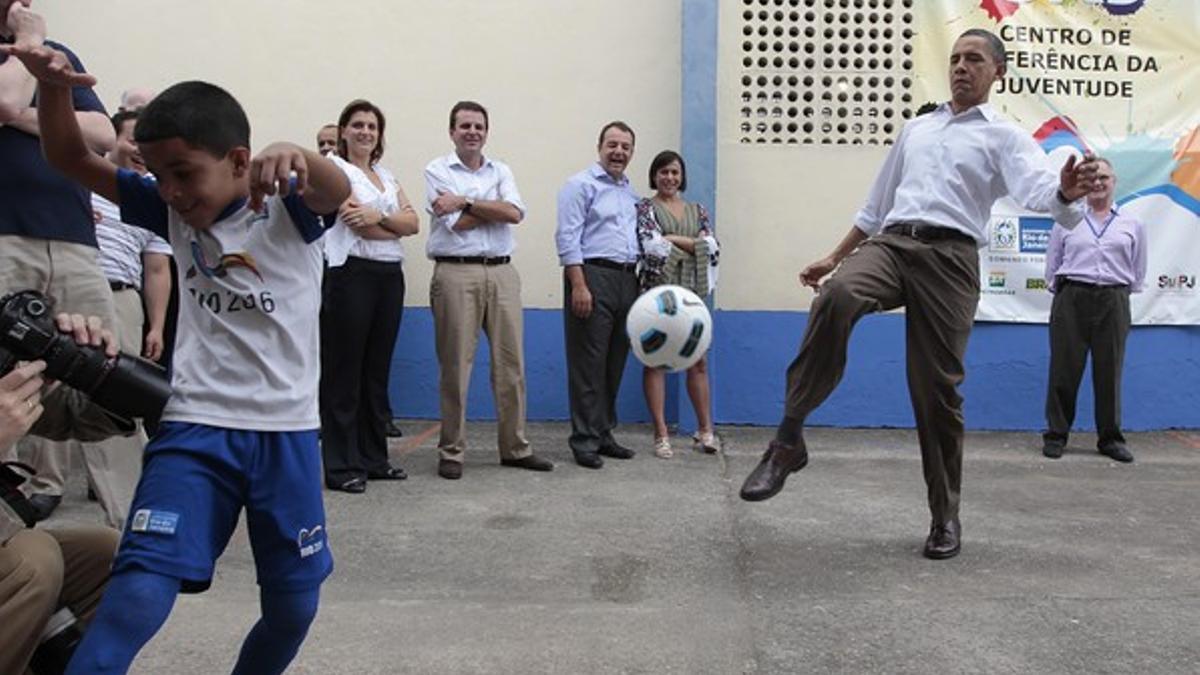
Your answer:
[653,436,674,459]
[693,430,721,454]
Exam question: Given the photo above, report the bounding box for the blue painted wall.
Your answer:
[710,310,1200,431]
[388,308,1200,431]
[389,308,655,426]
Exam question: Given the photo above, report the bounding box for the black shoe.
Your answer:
[28,494,62,522]
[923,519,961,560]
[1099,443,1134,463]
[385,420,404,438]
[367,466,408,480]
[574,452,604,469]
[739,439,809,502]
[598,443,635,460]
[1042,440,1064,459]
[500,454,555,472]
[326,477,366,494]
[438,459,463,480]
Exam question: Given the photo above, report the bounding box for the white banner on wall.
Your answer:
[914,0,1200,325]
[978,186,1200,325]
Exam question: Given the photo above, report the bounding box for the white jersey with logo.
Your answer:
[116,169,327,430]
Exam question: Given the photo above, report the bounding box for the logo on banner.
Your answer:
[989,271,1007,288]
[1026,278,1047,290]
[1157,274,1197,293]
[979,0,1147,23]
[990,219,1018,253]
[1019,217,1054,253]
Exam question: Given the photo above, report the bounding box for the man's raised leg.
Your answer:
[741,240,905,501]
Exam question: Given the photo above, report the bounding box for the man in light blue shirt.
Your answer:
[555,121,640,469]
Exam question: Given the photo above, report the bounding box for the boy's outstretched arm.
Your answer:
[250,143,349,215]
[1,42,119,202]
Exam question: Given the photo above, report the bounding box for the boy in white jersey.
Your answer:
[4,43,351,674]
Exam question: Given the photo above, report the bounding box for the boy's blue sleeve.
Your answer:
[281,183,333,244]
[116,168,170,239]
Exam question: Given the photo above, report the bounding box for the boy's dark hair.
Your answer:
[598,121,635,148]
[648,150,686,192]
[134,81,250,156]
[336,99,386,165]
[110,109,138,136]
[959,28,1006,65]
[450,100,488,130]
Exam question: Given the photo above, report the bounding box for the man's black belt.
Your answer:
[1058,277,1128,290]
[434,256,510,266]
[584,258,637,273]
[883,223,975,244]
[109,281,137,292]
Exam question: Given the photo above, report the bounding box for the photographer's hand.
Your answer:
[0,361,46,447]
[54,312,117,358]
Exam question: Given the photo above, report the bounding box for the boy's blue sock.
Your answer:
[65,570,180,674]
[231,586,320,675]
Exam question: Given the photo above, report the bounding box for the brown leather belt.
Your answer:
[584,258,637,273]
[434,256,510,265]
[883,223,974,244]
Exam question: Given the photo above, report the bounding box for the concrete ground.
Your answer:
[47,423,1200,674]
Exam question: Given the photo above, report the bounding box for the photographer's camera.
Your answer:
[0,290,171,421]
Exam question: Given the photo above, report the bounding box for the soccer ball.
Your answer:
[626,285,713,372]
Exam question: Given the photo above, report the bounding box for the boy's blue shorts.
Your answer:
[114,422,333,593]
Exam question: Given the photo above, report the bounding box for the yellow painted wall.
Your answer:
[37,0,682,309]
[713,0,891,312]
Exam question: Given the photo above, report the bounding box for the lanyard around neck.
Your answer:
[1084,209,1116,240]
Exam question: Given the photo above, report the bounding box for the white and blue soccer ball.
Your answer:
[626,285,713,372]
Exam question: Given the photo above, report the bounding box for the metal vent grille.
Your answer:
[738,0,916,145]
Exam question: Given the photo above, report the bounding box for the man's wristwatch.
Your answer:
[463,197,475,214]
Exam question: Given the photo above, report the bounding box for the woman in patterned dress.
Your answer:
[636,150,721,459]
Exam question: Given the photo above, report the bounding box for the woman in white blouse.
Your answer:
[320,99,419,494]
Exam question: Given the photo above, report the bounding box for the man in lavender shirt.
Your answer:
[1042,158,1146,463]
[555,121,640,469]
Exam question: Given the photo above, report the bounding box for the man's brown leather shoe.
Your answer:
[739,439,808,502]
[922,519,961,560]
[598,443,635,459]
[438,459,463,480]
[574,452,603,469]
[1098,443,1134,463]
[500,454,555,471]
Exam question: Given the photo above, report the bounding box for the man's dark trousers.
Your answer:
[1044,280,1131,450]
[563,263,639,457]
[780,232,980,524]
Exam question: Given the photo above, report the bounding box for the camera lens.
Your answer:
[92,355,173,419]
[1,290,172,420]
